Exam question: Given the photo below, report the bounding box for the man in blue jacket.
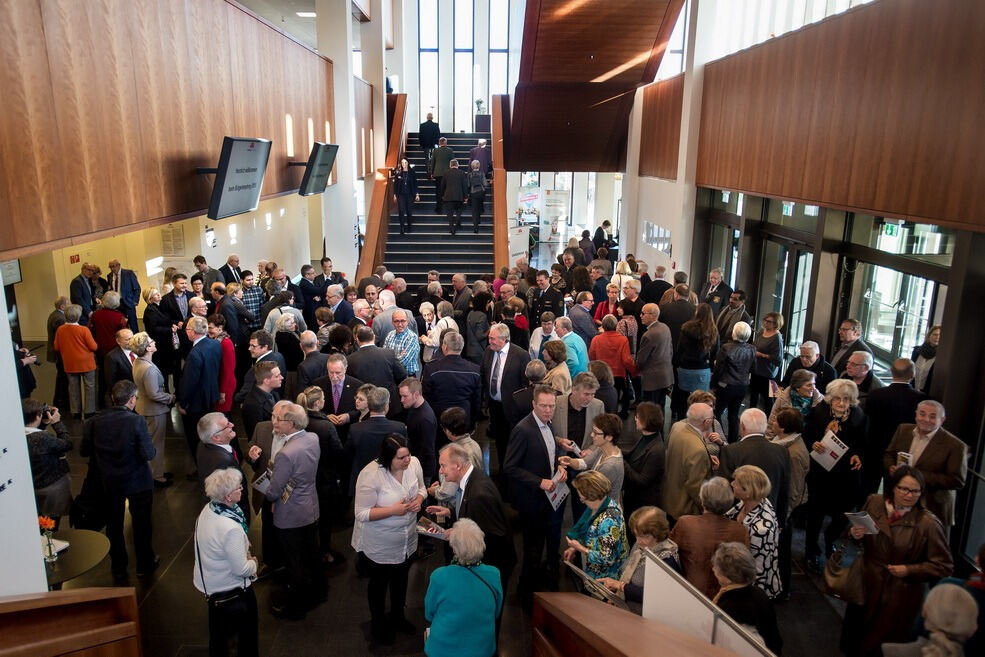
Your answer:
[107,259,142,331]
[177,316,222,477]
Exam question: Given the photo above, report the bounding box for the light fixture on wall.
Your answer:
[296,12,316,18]
[228,224,238,245]
[205,226,217,248]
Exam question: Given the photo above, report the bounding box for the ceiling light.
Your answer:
[296,11,316,18]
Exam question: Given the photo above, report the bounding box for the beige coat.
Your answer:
[883,424,967,525]
[661,420,712,519]
[772,432,810,515]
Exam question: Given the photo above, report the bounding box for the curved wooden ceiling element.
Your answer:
[508,0,683,172]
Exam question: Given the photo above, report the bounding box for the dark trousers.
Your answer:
[182,410,207,466]
[260,501,283,568]
[396,194,414,231]
[366,557,411,622]
[517,506,562,592]
[53,357,70,410]
[805,493,849,560]
[432,176,443,211]
[488,400,509,475]
[105,488,154,573]
[641,386,666,408]
[670,384,689,421]
[748,374,776,414]
[615,376,630,413]
[714,383,747,443]
[276,522,325,614]
[446,201,464,232]
[778,517,793,593]
[207,586,258,657]
[469,191,485,229]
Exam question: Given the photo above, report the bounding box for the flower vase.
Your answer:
[44,530,58,563]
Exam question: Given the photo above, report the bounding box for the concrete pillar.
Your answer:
[315,0,359,280]
[361,0,389,207]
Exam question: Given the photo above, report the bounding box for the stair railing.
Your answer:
[492,94,510,271]
[356,93,407,282]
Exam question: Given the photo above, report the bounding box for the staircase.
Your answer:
[383,132,495,288]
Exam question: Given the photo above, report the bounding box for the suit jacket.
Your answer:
[70,275,95,324]
[178,337,222,412]
[160,290,195,323]
[883,424,967,525]
[421,355,482,428]
[698,282,733,318]
[441,167,469,202]
[831,337,874,374]
[429,145,454,178]
[622,433,665,515]
[247,421,275,514]
[528,286,564,324]
[311,374,364,445]
[196,443,245,501]
[314,271,348,291]
[103,346,134,390]
[80,406,155,495]
[641,279,672,305]
[242,386,276,443]
[217,295,253,346]
[451,286,472,322]
[297,351,329,390]
[503,413,558,513]
[661,420,712,520]
[266,431,321,528]
[46,310,67,363]
[865,383,928,476]
[481,343,531,423]
[457,468,517,574]
[234,350,287,404]
[133,358,172,416]
[218,263,243,284]
[107,268,141,329]
[468,145,492,173]
[658,299,696,347]
[510,386,536,425]
[419,119,441,150]
[347,416,408,494]
[298,278,321,325]
[568,304,597,350]
[346,344,407,399]
[329,299,355,326]
[715,304,752,343]
[717,434,792,520]
[551,394,604,448]
[636,321,674,390]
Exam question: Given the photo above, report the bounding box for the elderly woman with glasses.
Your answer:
[767,368,824,439]
[563,471,629,579]
[840,466,952,657]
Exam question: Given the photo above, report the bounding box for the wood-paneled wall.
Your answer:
[638,74,684,180]
[696,0,985,231]
[0,0,334,258]
[353,78,374,180]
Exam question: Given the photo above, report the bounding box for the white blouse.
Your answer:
[351,457,427,564]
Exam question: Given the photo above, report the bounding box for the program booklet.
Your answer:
[545,470,570,511]
[810,430,848,471]
[251,468,272,496]
[845,511,879,535]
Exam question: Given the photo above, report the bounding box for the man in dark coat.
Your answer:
[716,408,791,520]
[242,361,283,444]
[297,331,330,390]
[468,138,492,174]
[780,340,837,393]
[863,358,927,494]
[528,270,564,325]
[830,318,873,374]
[195,412,249,521]
[80,380,157,580]
[439,159,469,234]
[482,323,532,472]
[107,259,142,331]
[70,263,97,325]
[421,332,482,430]
[659,284,697,347]
[698,268,733,318]
[313,257,348,291]
[346,326,407,402]
[311,353,364,444]
[641,265,672,305]
[418,112,441,163]
[218,254,243,285]
[103,329,135,395]
[177,317,222,472]
[234,330,286,403]
[429,138,455,212]
[346,387,408,494]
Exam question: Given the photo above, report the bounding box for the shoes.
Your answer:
[391,616,416,635]
[270,603,306,621]
[371,620,395,644]
[474,228,479,234]
[137,556,160,577]
[154,479,173,488]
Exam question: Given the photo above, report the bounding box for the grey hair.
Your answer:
[442,331,464,353]
[440,442,470,466]
[801,340,820,355]
[524,359,547,382]
[366,387,390,413]
[739,408,768,435]
[101,291,121,310]
[921,583,979,649]
[327,352,348,369]
[187,316,208,335]
[601,314,617,331]
[204,468,243,503]
[489,323,511,340]
[379,289,396,306]
[699,477,735,515]
[731,321,752,342]
[825,378,860,405]
[554,316,573,332]
[279,402,309,430]
[326,284,344,299]
[624,279,641,293]
[382,271,395,284]
[571,372,600,391]
[917,399,946,418]
[712,542,757,586]
[448,518,486,564]
[129,332,152,357]
[427,281,442,295]
[65,304,83,322]
[352,299,369,313]
[197,412,229,444]
[419,301,435,315]
[789,368,817,390]
[437,301,454,318]
[851,350,873,368]
[274,312,296,332]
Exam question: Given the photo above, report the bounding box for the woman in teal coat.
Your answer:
[425,518,503,657]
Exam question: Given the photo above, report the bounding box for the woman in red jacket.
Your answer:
[207,314,237,414]
[593,283,620,326]
[589,314,638,414]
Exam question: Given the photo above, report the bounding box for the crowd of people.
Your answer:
[19,239,981,657]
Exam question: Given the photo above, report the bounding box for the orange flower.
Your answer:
[38,516,55,531]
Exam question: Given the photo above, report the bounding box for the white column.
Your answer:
[0,283,49,595]
[361,0,389,212]
[386,0,405,94]
[316,0,359,279]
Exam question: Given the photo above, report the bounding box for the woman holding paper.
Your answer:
[563,471,629,579]
[803,378,867,574]
[840,466,953,657]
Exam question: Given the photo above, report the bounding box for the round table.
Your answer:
[45,528,110,589]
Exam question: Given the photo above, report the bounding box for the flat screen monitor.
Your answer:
[298,142,339,196]
[206,137,272,220]
[0,260,22,286]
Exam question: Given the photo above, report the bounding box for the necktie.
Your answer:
[333,383,342,410]
[454,488,464,517]
[233,269,240,283]
[490,351,501,398]
[129,352,136,366]
[113,275,119,292]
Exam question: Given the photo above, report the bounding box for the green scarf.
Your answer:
[567,496,612,543]
[790,390,812,416]
[210,501,249,535]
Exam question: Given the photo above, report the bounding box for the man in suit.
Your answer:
[662,402,714,521]
[429,138,454,212]
[107,259,142,331]
[357,267,386,298]
[421,331,482,431]
[659,284,697,347]
[234,330,286,404]
[483,323,532,472]
[592,220,615,255]
[313,257,348,292]
[636,303,673,406]
[883,401,967,538]
[263,402,324,619]
[217,282,254,353]
[830,318,873,374]
[569,292,598,349]
[297,264,322,328]
[346,325,407,402]
[588,266,609,309]
[780,340,837,393]
[312,353,363,439]
[297,331,330,390]
[427,443,517,594]
[554,317,589,376]
[218,254,243,284]
[80,381,157,580]
[698,268,733,318]
[392,277,415,313]
[324,284,354,326]
[346,387,407,494]
[715,290,753,343]
[717,408,791,520]
[450,273,472,327]
[245,410,285,573]
[863,358,927,494]
[195,412,249,520]
[641,265,672,305]
[160,272,193,326]
[503,386,568,599]
[242,361,283,445]
[70,263,97,325]
[842,350,885,408]
[270,267,304,311]
[551,373,604,449]
[103,329,135,395]
[177,316,222,476]
[528,270,564,325]
[418,112,441,164]
[348,299,373,331]
[439,160,469,234]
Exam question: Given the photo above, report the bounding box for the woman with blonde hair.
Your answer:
[297,386,345,564]
[610,260,634,301]
[882,583,978,657]
[726,465,781,599]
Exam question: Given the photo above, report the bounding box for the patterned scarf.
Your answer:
[210,501,248,535]
[567,496,612,544]
[789,390,812,416]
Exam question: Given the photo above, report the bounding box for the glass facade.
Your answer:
[849,215,954,266]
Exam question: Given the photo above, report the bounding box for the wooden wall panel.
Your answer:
[696,0,985,231]
[0,0,335,258]
[638,74,684,180]
[353,78,374,179]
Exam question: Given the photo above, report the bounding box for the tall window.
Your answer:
[419,0,439,124]
[454,0,474,131]
[488,0,510,98]
[655,1,687,81]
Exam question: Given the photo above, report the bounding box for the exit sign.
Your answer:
[883,224,899,237]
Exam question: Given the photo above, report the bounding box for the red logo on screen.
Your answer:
[70,255,80,264]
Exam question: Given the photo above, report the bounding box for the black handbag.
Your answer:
[69,463,107,531]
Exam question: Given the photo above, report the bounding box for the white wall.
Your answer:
[14,193,313,342]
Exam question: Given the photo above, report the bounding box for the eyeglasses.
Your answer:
[895,485,922,496]
[212,423,233,436]
[590,428,604,435]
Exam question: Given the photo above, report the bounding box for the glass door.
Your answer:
[757,240,789,316]
[786,250,814,359]
[709,224,741,287]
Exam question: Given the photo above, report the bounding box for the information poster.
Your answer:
[509,226,530,263]
[542,189,569,243]
[517,187,544,225]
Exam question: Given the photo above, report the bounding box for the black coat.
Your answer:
[502,413,557,513]
[80,407,155,495]
[297,352,330,391]
[862,382,927,491]
[421,355,482,429]
[103,346,134,390]
[457,468,517,582]
[306,411,345,495]
[716,586,783,655]
[241,387,276,444]
[393,167,419,197]
[780,355,838,392]
[234,351,287,404]
[195,443,249,521]
[310,374,364,445]
[622,432,665,517]
[439,167,469,202]
[418,119,441,150]
[659,299,697,348]
[717,434,792,520]
[640,279,672,305]
[528,286,565,324]
[346,344,407,400]
[804,402,867,507]
[481,344,531,423]
[347,416,408,495]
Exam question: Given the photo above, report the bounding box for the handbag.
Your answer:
[823,538,865,606]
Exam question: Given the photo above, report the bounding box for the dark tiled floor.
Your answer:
[30,344,846,656]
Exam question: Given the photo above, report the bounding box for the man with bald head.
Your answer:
[107,259,141,331]
[717,408,791,519]
[662,402,715,521]
[373,289,418,345]
[383,309,421,377]
[103,329,135,396]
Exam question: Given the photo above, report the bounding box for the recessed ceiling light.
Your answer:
[296,11,316,18]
